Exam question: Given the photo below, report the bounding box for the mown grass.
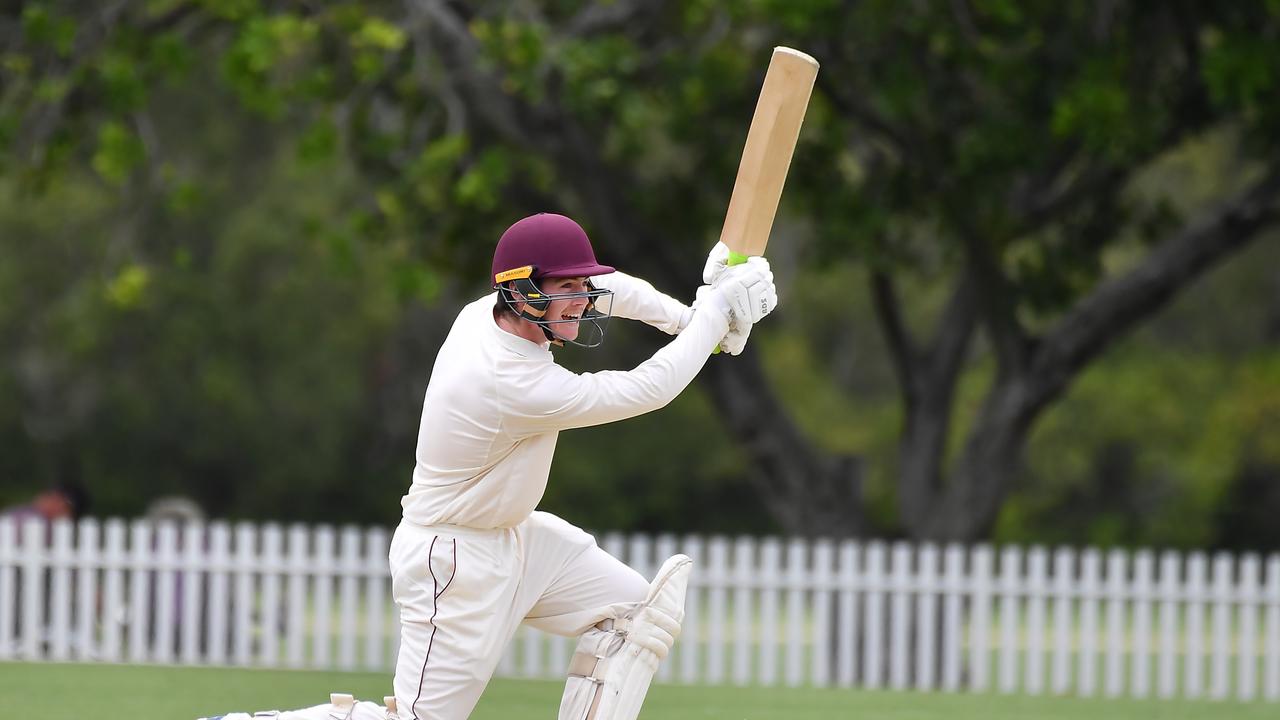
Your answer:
[1,662,1273,719]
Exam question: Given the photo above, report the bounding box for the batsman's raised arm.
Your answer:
[591,270,694,336]
[502,290,729,435]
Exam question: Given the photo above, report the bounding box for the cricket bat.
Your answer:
[719,46,820,266]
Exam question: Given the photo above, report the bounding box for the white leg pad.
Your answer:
[558,554,692,720]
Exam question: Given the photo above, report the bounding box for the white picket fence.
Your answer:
[2,516,1278,701]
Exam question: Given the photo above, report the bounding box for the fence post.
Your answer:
[20,519,46,660]
[1210,553,1233,700]
[941,543,964,692]
[127,519,150,663]
[784,538,806,688]
[732,536,755,686]
[968,545,992,693]
[179,522,205,665]
[312,526,335,669]
[836,540,859,688]
[864,541,886,690]
[1238,554,1260,701]
[811,539,834,688]
[916,543,938,692]
[705,536,729,685]
[75,518,100,661]
[1157,550,1180,699]
[101,519,126,662]
[364,526,389,672]
[890,542,911,691]
[998,545,1022,694]
[338,525,361,671]
[1184,552,1207,699]
[1104,549,1127,698]
[1132,550,1154,698]
[285,524,308,669]
[49,519,73,661]
[1266,554,1280,701]
[232,522,256,667]
[153,521,178,665]
[1025,546,1047,695]
[260,524,283,668]
[758,537,780,686]
[207,522,230,666]
[1051,547,1074,695]
[0,517,13,660]
[1078,549,1101,697]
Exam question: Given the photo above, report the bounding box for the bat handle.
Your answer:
[713,251,754,354]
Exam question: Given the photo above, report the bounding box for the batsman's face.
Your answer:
[544,276,591,340]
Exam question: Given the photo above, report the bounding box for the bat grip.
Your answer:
[713,251,754,354]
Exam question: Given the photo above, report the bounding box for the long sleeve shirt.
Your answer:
[400,272,727,529]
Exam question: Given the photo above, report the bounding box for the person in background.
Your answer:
[1,482,90,542]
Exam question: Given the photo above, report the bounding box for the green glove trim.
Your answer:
[714,251,754,354]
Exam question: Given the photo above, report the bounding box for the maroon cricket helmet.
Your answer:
[491,213,614,284]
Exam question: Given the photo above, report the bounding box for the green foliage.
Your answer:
[1001,347,1280,549]
[1201,31,1279,113]
[470,18,548,102]
[104,264,151,310]
[21,4,77,57]
[91,121,145,185]
[1,2,1277,547]
[220,13,319,116]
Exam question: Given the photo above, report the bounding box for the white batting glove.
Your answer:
[694,284,753,355]
[719,322,753,355]
[701,241,731,285]
[710,257,777,328]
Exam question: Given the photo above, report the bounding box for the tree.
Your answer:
[5,1,1279,539]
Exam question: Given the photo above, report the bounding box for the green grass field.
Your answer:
[1,662,1272,719]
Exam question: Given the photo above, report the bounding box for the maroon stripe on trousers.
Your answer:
[411,535,457,720]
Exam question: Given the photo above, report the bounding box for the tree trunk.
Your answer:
[699,347,869,538]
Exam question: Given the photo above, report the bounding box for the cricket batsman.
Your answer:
[389,212,773,720]
[198,212,775,720]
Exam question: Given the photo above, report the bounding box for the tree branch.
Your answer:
[408,0,537,147]
[954,220,1031,377]
[702,347,870,537]
[810,37,913,155]
[568,0,668,36]
[869,269,921,408]
[893,272,978,535]
[1028,164,1280,415]
[925,272,978,388]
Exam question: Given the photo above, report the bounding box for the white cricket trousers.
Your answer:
[389,511,649,720]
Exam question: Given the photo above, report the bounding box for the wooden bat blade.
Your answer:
[718,47,819,259]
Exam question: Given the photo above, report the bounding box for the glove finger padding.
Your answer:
[701,241,731,285]
[720,323,752,355]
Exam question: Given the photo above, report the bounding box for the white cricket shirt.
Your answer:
[400,272,730,529]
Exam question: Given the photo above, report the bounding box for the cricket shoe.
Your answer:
[197,694,397,720]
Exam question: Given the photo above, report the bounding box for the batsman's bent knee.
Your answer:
[558,554,693,720]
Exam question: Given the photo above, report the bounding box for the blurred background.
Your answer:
[2,1,1279,551]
